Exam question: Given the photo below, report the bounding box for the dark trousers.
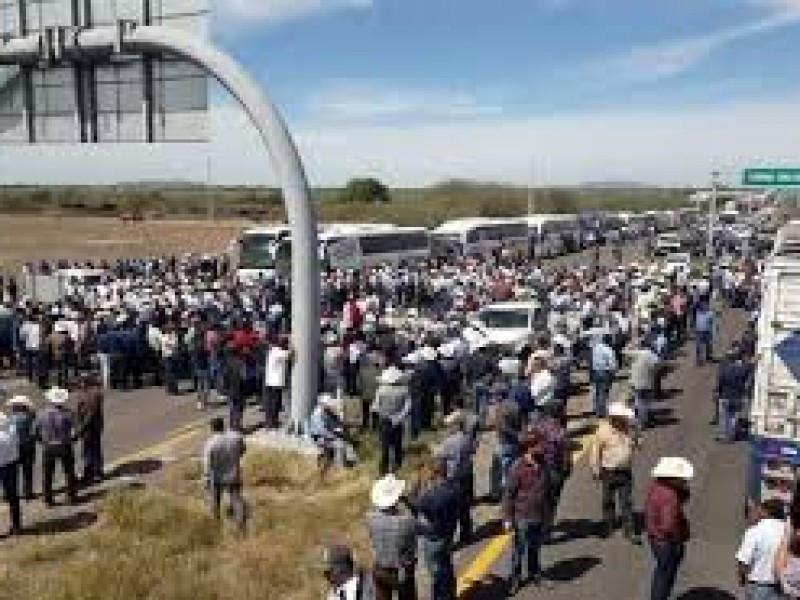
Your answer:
[422,537,456,600]
[0,462,21,532]
[511,520,545,581]
[42,445,77,505]
[262,387,283,430]
[457,473,474,542]
[82,431,104,483]
[601,468,634,536]
[229,396,245,432]
[695,331,712,365]
[53,358,69,388]
[18,444,35,499]
[373,566,417,600]
[164,356,180,395]
[378,420,403,475]
[650,540,685,600]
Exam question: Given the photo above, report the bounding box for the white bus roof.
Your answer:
[517,214,577,226]
[433,218,526,234]
[241,225,291,236]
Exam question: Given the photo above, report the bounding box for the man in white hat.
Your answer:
[590,402,640,543]
[645,457,694,600]
[7,395,36,499]
[34,388,78,506]
[417,347,442,433]
[366,474,417,599]
[0,411,22,535]
[309,394,353,479]
[372,366,411,476]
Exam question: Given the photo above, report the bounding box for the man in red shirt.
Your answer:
[645,457,694,600]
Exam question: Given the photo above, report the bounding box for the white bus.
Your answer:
[521,214,581,258]
[232,225,291,283]
[431,218,530,259]
[320,224,431,270]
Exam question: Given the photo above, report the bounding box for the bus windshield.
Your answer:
[239,235,279,270]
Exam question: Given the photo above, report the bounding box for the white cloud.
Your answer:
[216,0,372,24]
[596,2,800,84]
[306,83,504,121]
[4,93,800,188]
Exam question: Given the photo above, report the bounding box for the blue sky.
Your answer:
[3,0,800,186]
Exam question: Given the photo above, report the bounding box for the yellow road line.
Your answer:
[456,533,513,596]
[107,419,207,472]
[455,426,595,597]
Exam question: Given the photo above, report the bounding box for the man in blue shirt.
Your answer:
[715,347,753,443]
[590,335,618,418]
[694,301,716,366]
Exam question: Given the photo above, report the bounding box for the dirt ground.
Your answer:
[0,215,253,271]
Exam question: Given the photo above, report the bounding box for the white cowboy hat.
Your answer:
[608,402,635,421]
[652,457,695,480]
[379,367,406,386]
[420,346,438,361]
[402,351,421,366]
[370,474,406,510]
[531,349,551,361]
[498,358,521,376]
[438,344,455,359]
[318,394,342,415]
[7,395,33,410]
[45,387,69,406]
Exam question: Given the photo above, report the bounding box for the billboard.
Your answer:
[0,0,208,144]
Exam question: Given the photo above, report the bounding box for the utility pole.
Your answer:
[707,170,720,264]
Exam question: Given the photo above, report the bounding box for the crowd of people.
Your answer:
[0,237,770,599]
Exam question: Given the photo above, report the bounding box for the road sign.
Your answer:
[743,168,800,188]
[0,0,209,144]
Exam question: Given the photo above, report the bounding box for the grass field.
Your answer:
[0,450,377,600]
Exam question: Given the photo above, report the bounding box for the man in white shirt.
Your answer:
[736,499,785,600]
[19,315,41,384]
[263,339,292,430]
[0,412,21,535]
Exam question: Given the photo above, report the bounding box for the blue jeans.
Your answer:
[511,520,545,581]
[633,388,651,431]
[196,368,211,406]
[744,583,782,600]
[494,443,517,498]
[717,398,738,442]
[695,331,712,365]
[650,540,684,600]
[592,370,613,417]
[422,537,456,600]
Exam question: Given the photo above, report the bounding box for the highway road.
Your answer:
[458,306,748,600]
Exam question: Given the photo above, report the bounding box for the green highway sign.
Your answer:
[743,168,800,187]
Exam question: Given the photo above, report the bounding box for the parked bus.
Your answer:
[522,214,580,258]
[431,218,529,259]
[320,224,431,270]
[232,225,291,283]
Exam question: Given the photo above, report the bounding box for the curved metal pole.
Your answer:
[125,26,320,434]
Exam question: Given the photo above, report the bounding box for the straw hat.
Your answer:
[7,395,33,410]
[608,402,635,421]
[651,457,694,480]
[379,366,405,386]
[45,388,69,406]
[370,474,406,510]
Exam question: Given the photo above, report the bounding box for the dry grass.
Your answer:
[0,449,378,600]
[0,215,248,270]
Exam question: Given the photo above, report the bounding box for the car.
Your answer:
[465,300,544,353]
[654,233,682,256]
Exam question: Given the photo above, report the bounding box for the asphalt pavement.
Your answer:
[460,306,748,600]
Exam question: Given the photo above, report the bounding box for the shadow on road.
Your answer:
[545,555,601,582]
[461,575,508,600]
[18,510,97,537]
[677,588,736,600]
[550,518,602,544]
[108,458,164,479]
